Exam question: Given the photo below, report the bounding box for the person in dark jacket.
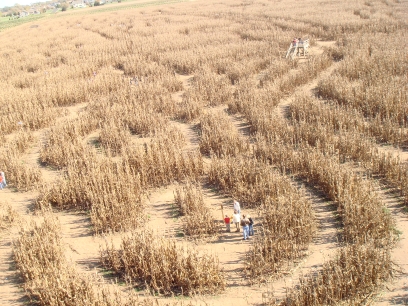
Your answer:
[248,215,254,236]
[241,215,250,240]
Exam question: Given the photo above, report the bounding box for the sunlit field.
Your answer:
[0,0,407,305]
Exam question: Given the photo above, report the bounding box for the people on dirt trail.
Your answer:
[233,200,240,215]
[224,215,231,232]
[241,214,250,240]
[248,215,254,236]
[292,37,298,47]
[0,175,3,190]
[233,210,240,232]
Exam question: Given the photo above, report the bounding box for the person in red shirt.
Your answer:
[224,215,231,232]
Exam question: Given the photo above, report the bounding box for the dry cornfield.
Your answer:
[276,243,394,306]
[0,0,407,304]
[100,229,225,295]
[174,182,218,237]
[13,213,199,305]
[0,202,20,230]
[199,111,250,157]
[246,195,316,282]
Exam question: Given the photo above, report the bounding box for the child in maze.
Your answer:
[224,215,231,232]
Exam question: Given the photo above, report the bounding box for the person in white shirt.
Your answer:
[233,210,241,232]
[233,200,240,215]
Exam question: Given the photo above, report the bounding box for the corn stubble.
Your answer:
[37,158,145,234]
[101,229,225,296]
[199,111,249,157]
[13,214,197,305]
[0,202,19,230]
[13,214,120,305]
[0,129,42,191]
[174,182,218,237]
[246,195,315,282]
[274,243,393,306]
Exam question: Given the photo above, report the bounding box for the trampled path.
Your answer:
[170,73,201,152]
[371,143,408,304]
[273,50,340,119]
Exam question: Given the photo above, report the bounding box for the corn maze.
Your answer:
[0,0,407,305]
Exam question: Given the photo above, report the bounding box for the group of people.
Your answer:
[292,37,304,47]
[0,171,7,190]
[224,200,254,240]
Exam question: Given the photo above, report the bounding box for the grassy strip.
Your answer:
[0,0,188,32]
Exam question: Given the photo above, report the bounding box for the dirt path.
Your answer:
[171,120,200,152]
[146,185,184,237]
[273,63,340,119]
[0,227,28,306]
[228,111,252,140]
[270,189,340,302]
[0,102,102,304]
[0,190,39,305]
[169,73,201,152]
[373,147,408,305]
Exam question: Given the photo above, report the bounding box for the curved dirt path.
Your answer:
[260,43,347,302]
[0,103,105,304]
[170,73,201,152]
[274,66,341,120]
[145,185,184,237]
[269,189,340,302]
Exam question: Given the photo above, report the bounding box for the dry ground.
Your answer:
[1,1,407,305]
